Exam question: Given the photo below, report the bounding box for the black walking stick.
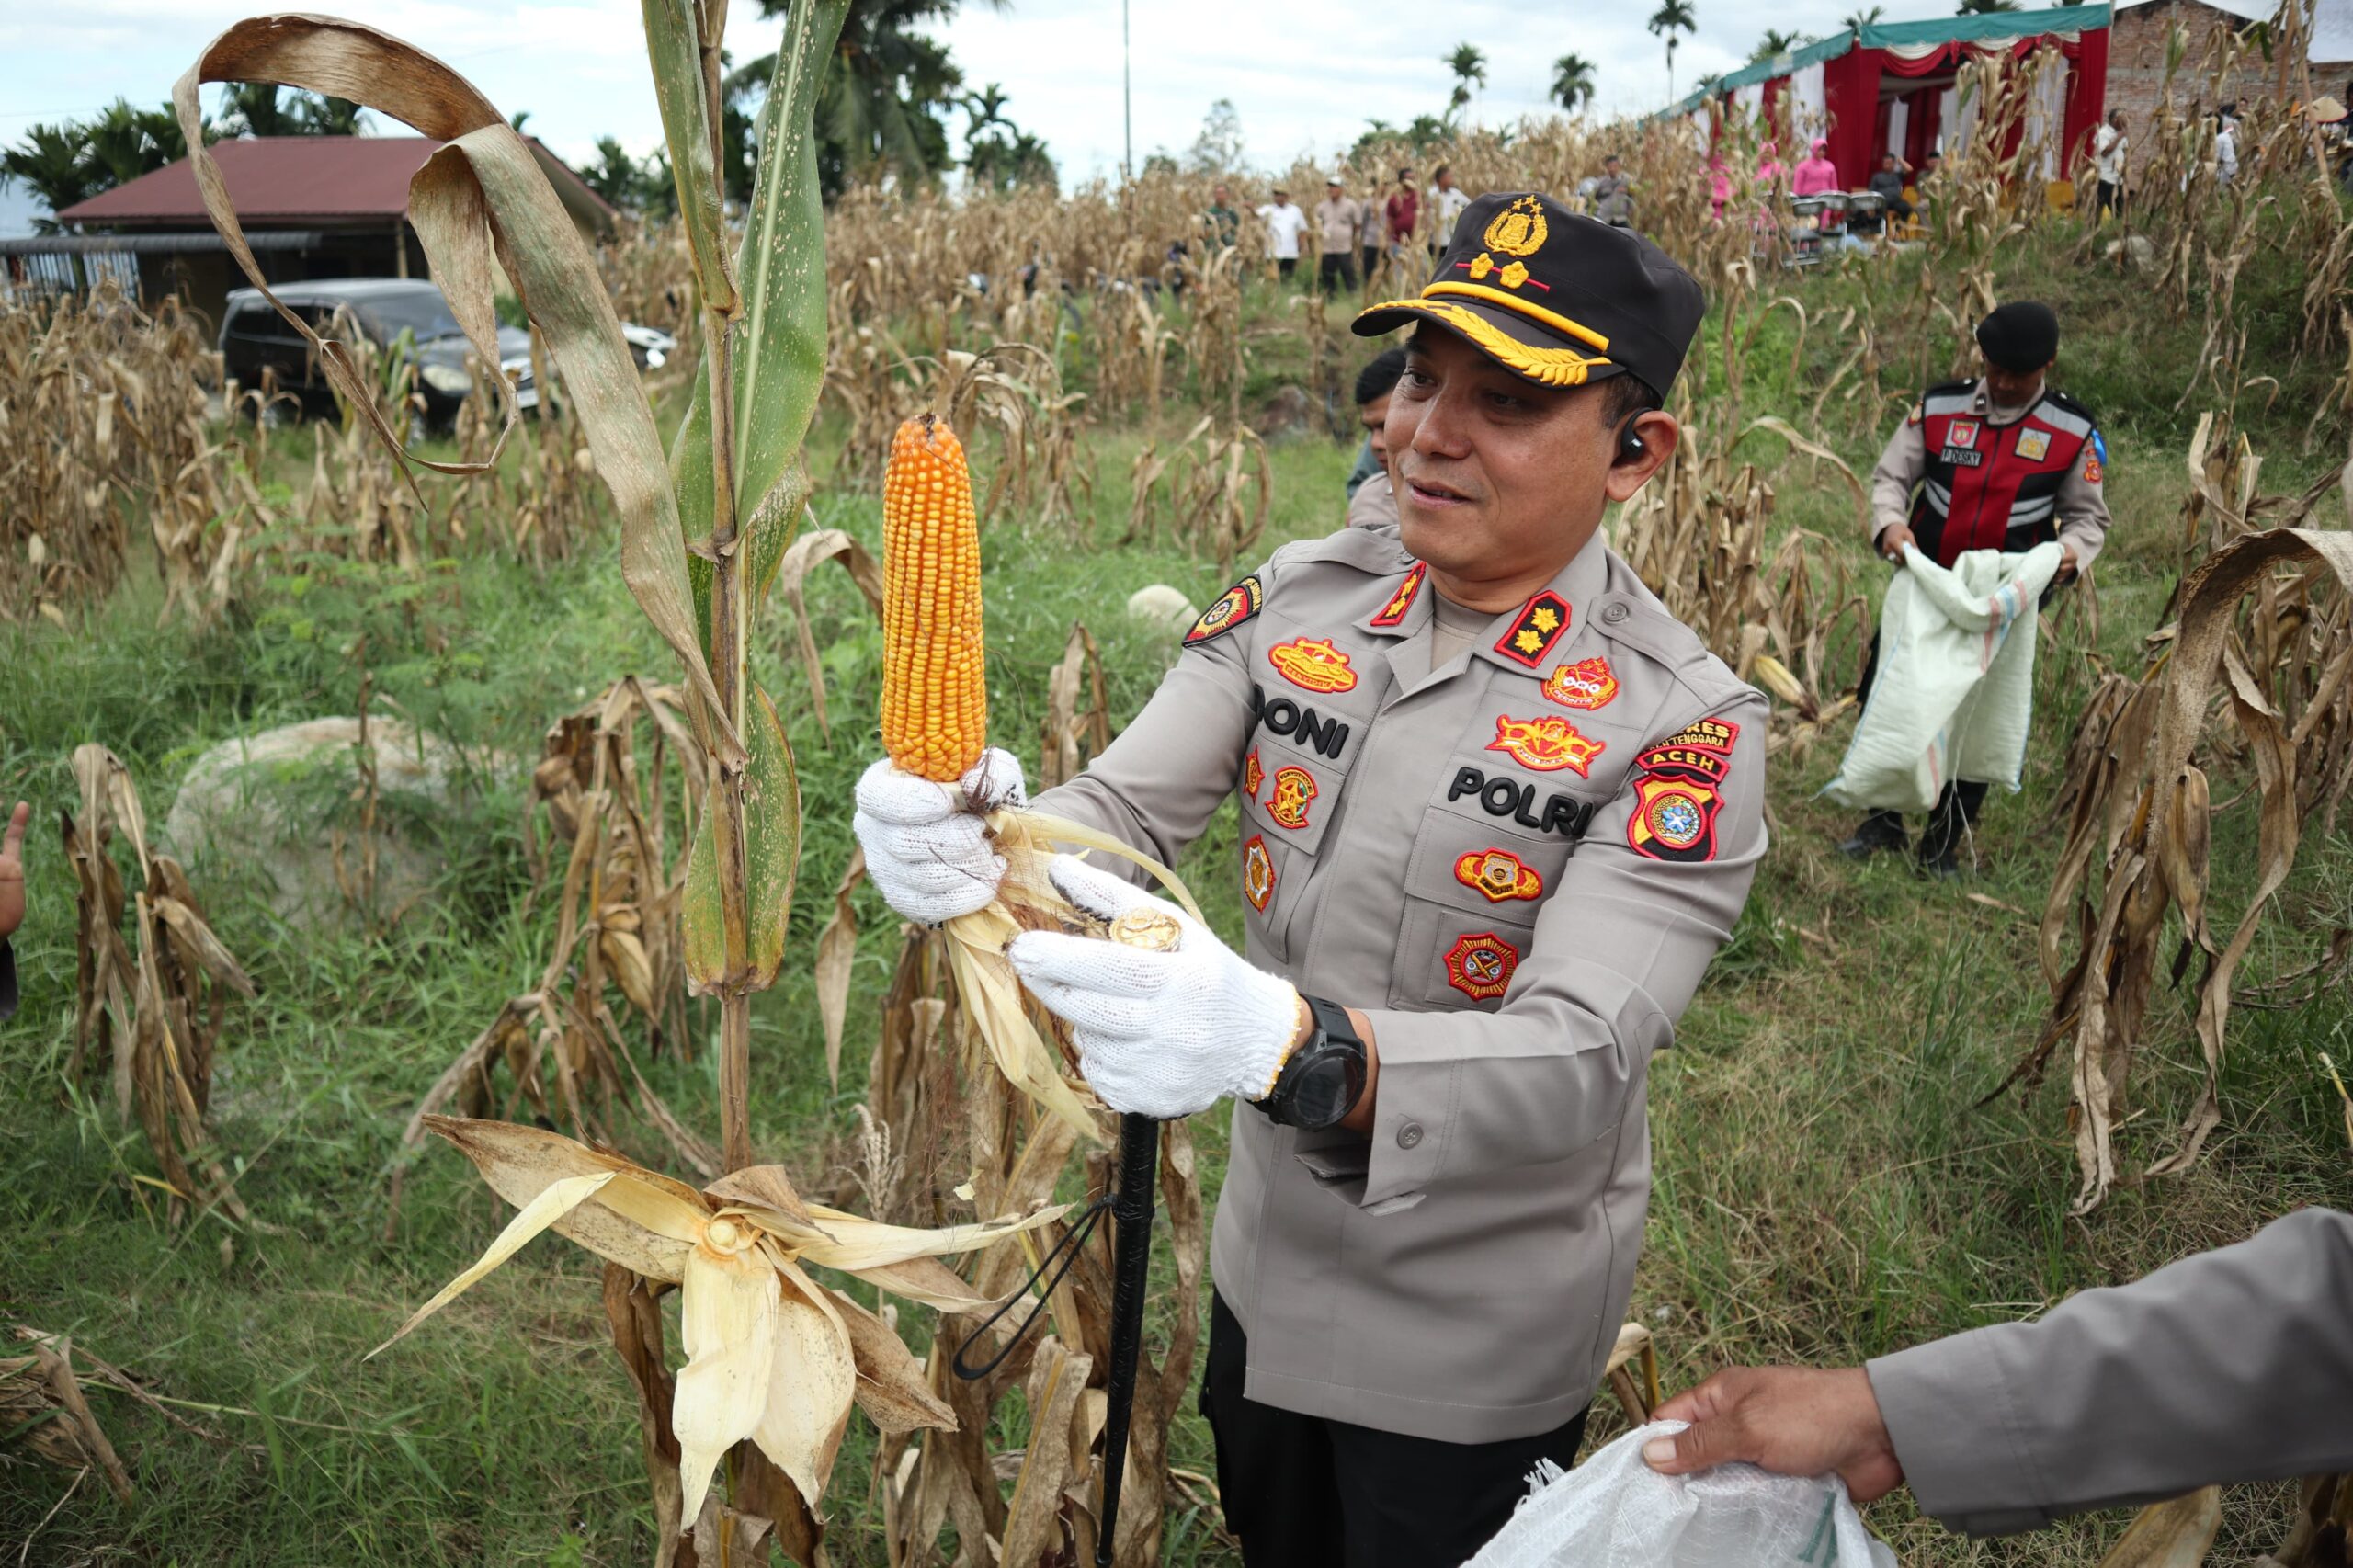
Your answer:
[1094,1109,1162,1564]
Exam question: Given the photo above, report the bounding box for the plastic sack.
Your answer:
[1820,540,2064,814]
[1462,1422,1897,1568]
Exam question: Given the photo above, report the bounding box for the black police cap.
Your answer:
[1352,191,1703,396]
[1975,301,2059,372]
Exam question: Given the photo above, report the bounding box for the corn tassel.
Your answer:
[881,414,987,783]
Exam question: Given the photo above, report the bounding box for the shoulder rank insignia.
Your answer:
[1488,713,1604,777]
[1540,656,1618,710]
[1369,560,1427,629]
[2081,452,2104,484]
[1625,714,1739,864]
[1265,765,1318,829]
[1241,835,1275,912]
[1455,847,1543,903]
[1267,636,1358,694]
[1185,574,1264,646]
[1443,931,1520,1002]
[2015,427,2051,462]
[1243,748,1264,800]
[1494,590,1572,666]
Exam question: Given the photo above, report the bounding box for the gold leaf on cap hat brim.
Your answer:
[1354,297,1617,389]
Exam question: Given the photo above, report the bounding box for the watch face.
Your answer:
[1290,1053,1354,1129]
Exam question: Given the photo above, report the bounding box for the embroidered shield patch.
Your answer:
[1185,574,1264,645]
[1540,656,1619,710]
[1454,847,1543,903]
[1443,931,1520,1002]
[1493,591,1572,666]
[1625,713,1739,863]
[1370,561,1427,629]
[1487,713,1604,777]
[2015,427,2052,461]
[1267,636,1359,694]
[1243,748,1264,800]
[1242,835,1275,912]
[1948,418,1980,449]
[1266,765,1318,829]
[2082,453,2104,483]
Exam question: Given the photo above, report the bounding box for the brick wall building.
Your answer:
[2109,0,2353,172]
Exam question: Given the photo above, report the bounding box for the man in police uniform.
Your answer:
[854,193,1766,1566]
[1840,301,2112,873]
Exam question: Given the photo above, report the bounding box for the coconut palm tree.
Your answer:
[752,0,1010,195]
[1843,5,1885,32]
[1749,27,1804,62]
[1649,0,1699,101]
[1444,41,1489,124]
[1955,0,2023,12]
[0,124,101,233]
[1552,54,1598,114]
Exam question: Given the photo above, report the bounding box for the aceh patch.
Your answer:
[1625,715,1739,864]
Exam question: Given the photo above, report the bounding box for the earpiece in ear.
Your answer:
[1619,426,1646,460]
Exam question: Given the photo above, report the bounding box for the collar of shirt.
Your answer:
[1972,378,2042,426]
[1357,529,1612,694]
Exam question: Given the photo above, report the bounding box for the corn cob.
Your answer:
[881,414,988,783]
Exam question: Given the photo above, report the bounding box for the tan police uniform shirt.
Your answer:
[1315,195,1364,256]
[1347,469,1399,532]
[1869,1206,2353,1535]
[1869,379,2112,568]
[1035,524,1768,1442]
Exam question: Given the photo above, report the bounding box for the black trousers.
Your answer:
[1200,1292,1589,1568]
[1319,251,1358,291]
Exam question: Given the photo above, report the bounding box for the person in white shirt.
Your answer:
[1427,163,1472,259]
[2092,109,2128,220]
[1256,188,1309,283]
[2214,104,2239,185]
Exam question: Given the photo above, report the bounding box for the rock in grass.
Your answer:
[163,718,500,928]
[1125,585,1195,632]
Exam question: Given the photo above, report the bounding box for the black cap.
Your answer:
[1975,301,2059,372]
[1352,191,1703,395]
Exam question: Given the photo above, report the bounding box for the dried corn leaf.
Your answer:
[2096,1488,2222,1568]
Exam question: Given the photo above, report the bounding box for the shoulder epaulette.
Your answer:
[2044,387,2097,425]
[1924,378,1976,398]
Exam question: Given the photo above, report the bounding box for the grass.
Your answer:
[4,224,2350,1566]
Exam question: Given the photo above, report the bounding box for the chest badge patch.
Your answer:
[1455,847,1543,903]
[1488,713,1604,777]
[2015,427,2052,462]
[1265,765,1319,829]
[1243,748,1264,799]
[1947,418,1980,449]
[1267,636,1359,694]
[1370,561,1427,629]
[1443,931,1521,1002]
[1625,714,1740,863]
[1494,591,1573,666]
[1185,574,1264,646]
[1241,835,1275,912]
[1540,656,1619,710]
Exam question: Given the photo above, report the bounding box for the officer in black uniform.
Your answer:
[1839,301,2113,875]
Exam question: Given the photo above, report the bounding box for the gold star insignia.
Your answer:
[1530,607,1561,633]
[1499,260,1529,289]
[1514,630,1543,653]
[1469,252,1495,279]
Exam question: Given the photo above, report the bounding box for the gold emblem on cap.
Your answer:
[1108,907,1183,952]
[1482,196,1549,258]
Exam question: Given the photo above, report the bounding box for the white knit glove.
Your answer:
[1006,856,1300,1119]
[852,748,1027,925]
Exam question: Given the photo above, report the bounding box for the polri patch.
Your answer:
[1494,591,1572,666]
[1265,765,1318,829]
[1541,655,1618,710]
[1242,835,1275,912]
[1370,561,1427,629]
[1488,713,1604,777]
[1455,847,1543,903]
[2015,427,2051,462]
[1267,636,1358,694]
[1444,931,1520,1002]
[1185,574,1264,645]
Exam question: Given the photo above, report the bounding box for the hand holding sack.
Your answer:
[1007,856,1299,1119]
[852,747,1028,925]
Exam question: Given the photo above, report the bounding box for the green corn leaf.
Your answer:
[683,682,801,989]
[642,0,737,313]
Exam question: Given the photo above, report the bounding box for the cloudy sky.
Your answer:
[3,0,1902,230]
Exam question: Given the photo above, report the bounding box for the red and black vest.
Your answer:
[1908,380,2097,568]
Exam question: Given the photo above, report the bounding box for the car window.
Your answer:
[358,290,463,343]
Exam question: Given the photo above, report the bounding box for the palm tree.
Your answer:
[218,82,368,137]
[0,123,101,232]
[1649,0,1699,101]
[1444,42,1489,124]
[1749,27,1804,62]
[751,0,1011,195]
[1955,0,2023,11]
[1843,5,1884,32]
[1552,54,1597,114]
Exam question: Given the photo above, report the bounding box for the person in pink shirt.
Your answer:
[1707,153,1733,220]
[1755,140,1787,194]
[1792,137,1841,196]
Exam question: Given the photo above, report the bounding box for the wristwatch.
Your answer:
[1259,994,1367,1131]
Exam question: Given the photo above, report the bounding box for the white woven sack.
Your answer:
[1821,540,2064,814]
[1463,1422,1898,1568]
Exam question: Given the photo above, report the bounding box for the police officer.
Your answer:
[854,193,1766,1566]
[1642,1207,2353,1535]
[1840,301,2112,874]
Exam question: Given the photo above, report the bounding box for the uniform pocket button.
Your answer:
[1600,602,1630,625]
[1397,1121,1425,1150]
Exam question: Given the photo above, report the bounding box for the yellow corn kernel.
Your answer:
[881,414,988,783]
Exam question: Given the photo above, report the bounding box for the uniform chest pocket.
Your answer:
[1387,794,1585,1011]
[1234,706,1365,966]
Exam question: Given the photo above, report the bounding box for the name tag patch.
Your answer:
[1941,448,1984,468]
[1448,765,1594,839]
